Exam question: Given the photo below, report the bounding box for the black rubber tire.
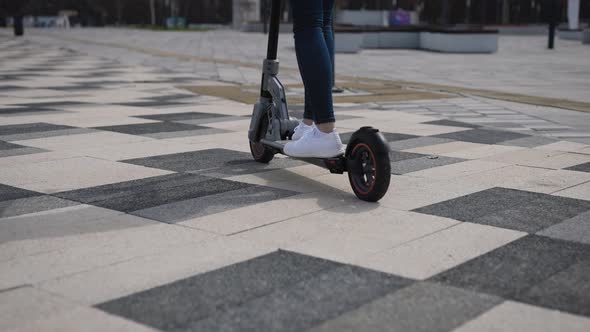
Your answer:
[346,127,391,202]
[249,117,274,163]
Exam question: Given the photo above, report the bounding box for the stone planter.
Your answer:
[420,31,498,53]
[378,32,420,49]
[335,32,364,53]
[559,29,583,41]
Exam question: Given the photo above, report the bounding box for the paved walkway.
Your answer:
[1,32,590,331]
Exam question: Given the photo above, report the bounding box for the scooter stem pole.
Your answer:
[266,0,282,60]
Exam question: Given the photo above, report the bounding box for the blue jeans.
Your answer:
[290,0,335,124]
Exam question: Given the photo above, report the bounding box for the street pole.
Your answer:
[13,15,23,36]
[548,0,558,49]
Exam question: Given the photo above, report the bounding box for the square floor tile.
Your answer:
[308,282,502,332]
[537,211,590,245]
[94,122,210,136]
[134,112,233,122]
[431,235,590,300]
[392,155,466,175]
[340,132,418,145]
[390,136,454,151]
[0,183,41,202]
[434,128,529,144]
[0,156,172,193]
[122,148,305,177]
[356,222,524,280]
[565,162,590,173]
[131,185,298,223]
[515,258,590,317]
[423,120,481,129]
[0,195,79,219]
[96,250,413,332]
[55,173,256,213]
[452,301,590,332]
[0,122,76,140]
[414,187,590,233]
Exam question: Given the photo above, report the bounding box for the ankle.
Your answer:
[317,122,335,134]
[302,119,314,126]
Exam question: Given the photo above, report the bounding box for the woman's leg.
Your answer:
[323,0,335,90]
[290,0,335,129]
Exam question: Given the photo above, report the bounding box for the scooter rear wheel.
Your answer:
[346,127,391,202]
[249,118,274,163]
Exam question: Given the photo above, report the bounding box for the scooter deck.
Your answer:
[259,139,346,174]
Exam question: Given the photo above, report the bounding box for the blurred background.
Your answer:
[1,0,589,31]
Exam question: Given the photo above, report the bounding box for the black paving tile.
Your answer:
[0,123,78,137]
[308,282,502,332]
[389,150,426,163]
[97,251,413,332]
[476,195,590,233]
[0,195,79,219]
[0,141,23,151]
[423,119,481,129]
[0,184,42,203]
[433,128,529,144]
[135,112,232,122]
[94,122,209,135]
[517,258,590,317]
[131,185,299,223]
[431,235,590,300]
[414,187,590,233]
[565,161,590,173]
[122,149,304,175]
[0,107,63,116]
[55,173,252,213]
[340,131,418,145]
[413,187,547,223]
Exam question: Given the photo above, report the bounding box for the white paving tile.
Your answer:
[355,222,525,280]
[452,301,590,332]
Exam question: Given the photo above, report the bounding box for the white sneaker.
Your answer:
[291,121,314,141]
[284,127,345,158]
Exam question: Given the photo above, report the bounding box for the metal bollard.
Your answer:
[14,16,24,36]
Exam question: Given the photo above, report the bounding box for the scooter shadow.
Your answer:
[249,166,384,215]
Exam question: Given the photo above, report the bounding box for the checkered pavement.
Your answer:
[1,37,590,332]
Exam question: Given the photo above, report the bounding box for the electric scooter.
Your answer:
[248,0,391,202]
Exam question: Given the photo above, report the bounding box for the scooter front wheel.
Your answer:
[250,140,274,163]
[346,127,391,202]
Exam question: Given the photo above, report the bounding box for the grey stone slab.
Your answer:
[96,251,347,331]
[0,146,46,158]
[475,195,590,233]
[389,150,425,163]
[0,123,77,137]
[434,128,530,144]
[0,128,95,142]
[566,162,590,173]
[389,136,454,151]
[0,195,79,219]
[55,174,209,204]
[118,101,190,107]
[516,259,590,317]
[499,135,558,148]
[308,282,502,332]
[340,132,418,145]
[15,101,91,108]
[94,122,210,136]
[0,184,41,203]
[123,148,304,175]
[392,155,465,175]
[430,235,590,299]
[188,265,412,332]
[142,127,229,139]
[538,211,590,245]
[134,112,232,122]
[55,173,251,213]
[0,141,22,151]
[414,187,547,222]
[131,185,298,223]
[423,120,481,129]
